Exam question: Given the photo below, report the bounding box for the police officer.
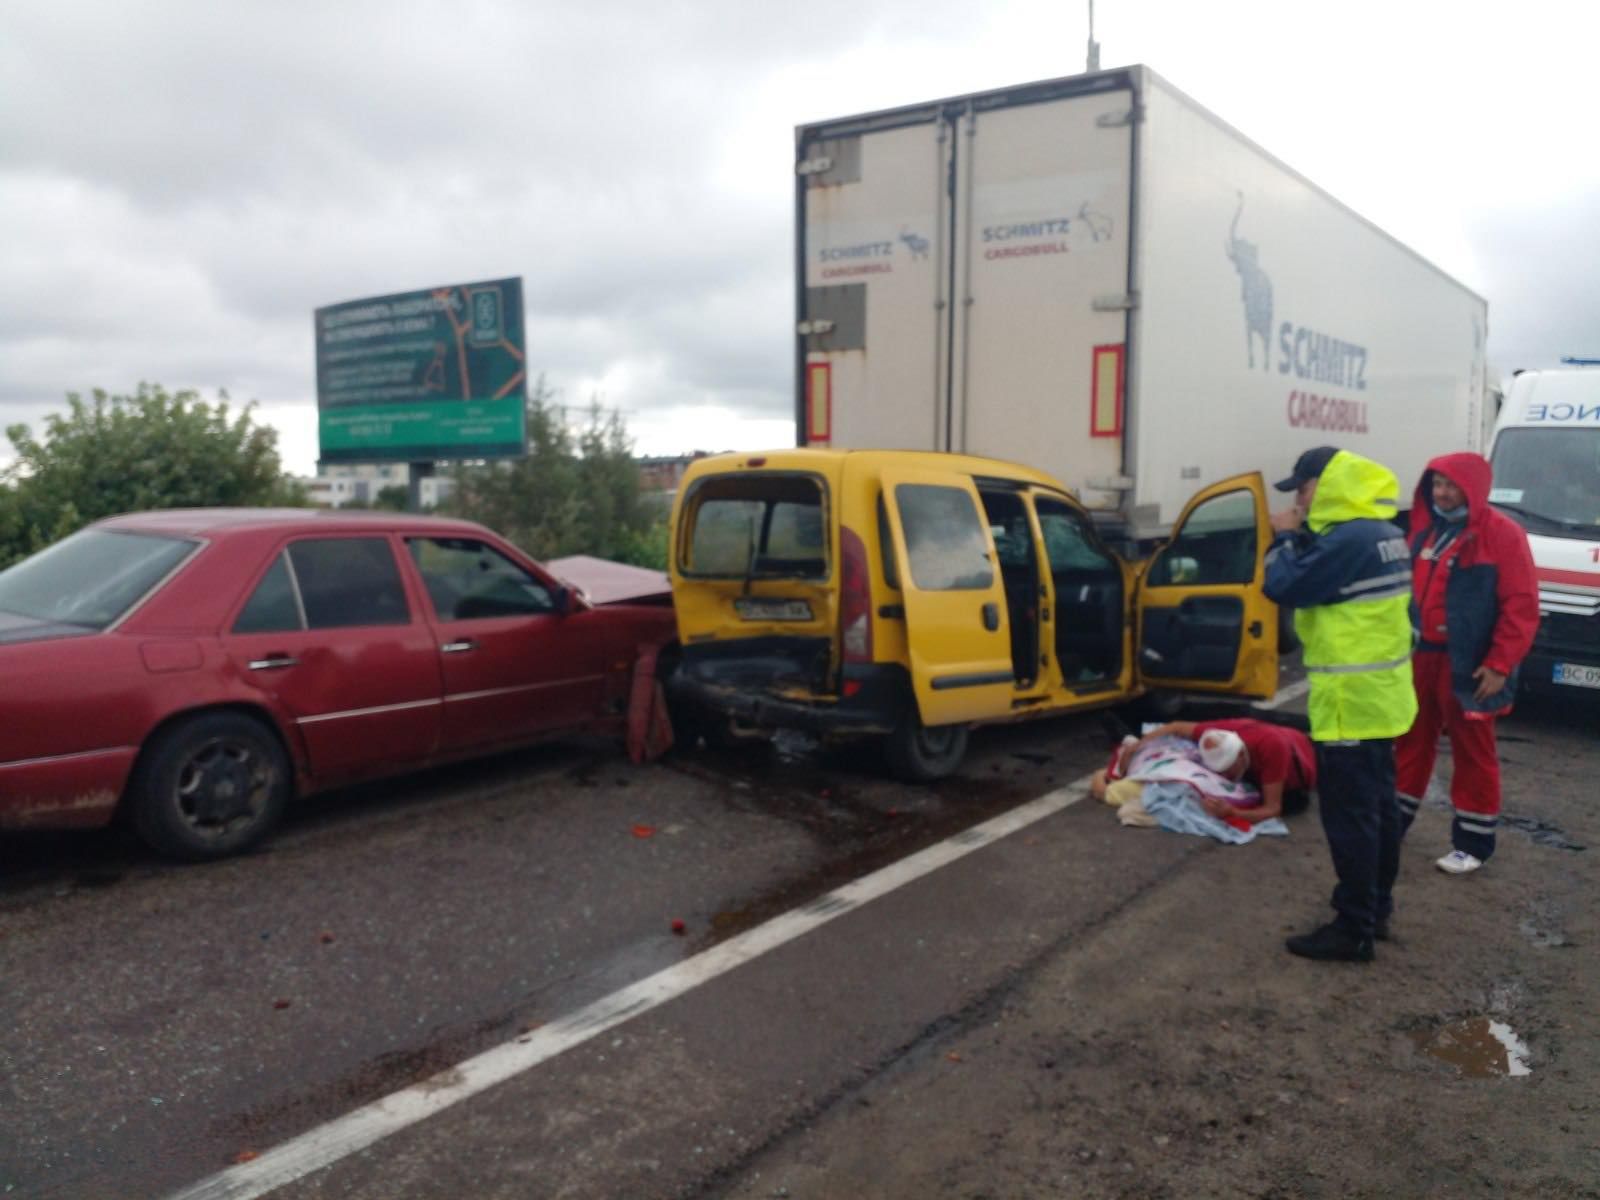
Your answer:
[1265,446,1417,962]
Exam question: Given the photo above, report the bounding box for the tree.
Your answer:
[1,384,306,568]
[442,377,667,567]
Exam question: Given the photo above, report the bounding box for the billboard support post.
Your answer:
[408,461,435,512]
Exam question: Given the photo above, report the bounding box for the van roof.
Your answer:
[682,447,1076,494]
[1502,368,1600,425]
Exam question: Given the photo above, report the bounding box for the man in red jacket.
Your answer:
[1396,452,1539,874]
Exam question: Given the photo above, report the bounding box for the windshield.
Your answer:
[1489,428,1600,538]
[0,528,199,629]
[680,475,827,579]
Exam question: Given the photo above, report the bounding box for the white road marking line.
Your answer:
[165,774,1094,1200]
[1255,678,1310,710]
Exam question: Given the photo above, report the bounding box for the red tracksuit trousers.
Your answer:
[1394,648,1502,859]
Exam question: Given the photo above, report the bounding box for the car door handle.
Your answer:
[1248,620,1264,638]
[441,639,478,653]
[981,602,1001,632]
[247,655,299,671]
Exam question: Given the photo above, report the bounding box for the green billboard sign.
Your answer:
[315,277,527,463]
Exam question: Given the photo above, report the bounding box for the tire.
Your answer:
[884,712,969,782]
[130,712,290,861]
[1127,689,1185,723]
[1277,604,1301,655]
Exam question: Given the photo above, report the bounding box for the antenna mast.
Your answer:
[1086,0,1101,72]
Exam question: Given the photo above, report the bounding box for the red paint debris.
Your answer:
[670,918,687,935]
[632,824,658,839]
[946,1052,963,1063]
[233,1149,260,1164]
[272,998,292,1010]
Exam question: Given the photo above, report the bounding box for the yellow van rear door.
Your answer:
[1135,471,1279,698]
[880,467,1016,725]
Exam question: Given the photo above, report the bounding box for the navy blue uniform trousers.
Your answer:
[1316,739,1401,938]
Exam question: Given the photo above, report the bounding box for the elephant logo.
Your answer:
[1225,192,1274,372]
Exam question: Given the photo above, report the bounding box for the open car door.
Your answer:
[880,467,1016,726]
[1136,472,1279,698]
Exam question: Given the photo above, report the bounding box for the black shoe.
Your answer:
[1286,922,1375,962]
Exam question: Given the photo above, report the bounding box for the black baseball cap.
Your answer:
[1274,446,1340,492]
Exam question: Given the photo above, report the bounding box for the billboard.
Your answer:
[315,277,527,463]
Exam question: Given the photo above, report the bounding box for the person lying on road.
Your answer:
[1110,718,1315,824]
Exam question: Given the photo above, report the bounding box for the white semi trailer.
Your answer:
[794,65,1489,539]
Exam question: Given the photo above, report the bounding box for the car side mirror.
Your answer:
[551,586,573,615]
[1167,555,1201,584]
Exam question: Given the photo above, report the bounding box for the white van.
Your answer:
[1486,363,1600,691]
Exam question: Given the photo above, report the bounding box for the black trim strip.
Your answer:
[930,670,1014,691]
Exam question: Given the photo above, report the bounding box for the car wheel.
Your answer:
[884,712,969,782]
[1277,604,1301,655]
[130,713,290,861]
[1125,689,1185,724]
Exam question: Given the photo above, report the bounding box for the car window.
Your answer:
[894,483,994,591]
[0,529,197,630]
[286,537,411,628]
[407,537,555,620]
[1034,499,1115,572]
[232,554,302,633]
[681,475,827,579]
[1147,489,1258,586]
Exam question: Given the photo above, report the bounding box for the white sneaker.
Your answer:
[1436,850,1484,875]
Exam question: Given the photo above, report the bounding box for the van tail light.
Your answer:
[839,525,873,668]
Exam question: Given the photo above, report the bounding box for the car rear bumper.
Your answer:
[668,650,909,737]
[0,746,134,830]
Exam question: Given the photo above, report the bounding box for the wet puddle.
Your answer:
[1412,1017,1532,1078]
[1500,813,1585,852]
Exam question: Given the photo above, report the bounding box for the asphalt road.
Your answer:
[3,683,1595,1199]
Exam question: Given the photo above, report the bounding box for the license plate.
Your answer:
[1553,662,1600,689]
[734,597,813,622]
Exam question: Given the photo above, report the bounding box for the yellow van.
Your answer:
[666,449,1279,780]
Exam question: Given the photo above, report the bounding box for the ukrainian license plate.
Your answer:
[734,597,813,622]
[1552,662,1600,689]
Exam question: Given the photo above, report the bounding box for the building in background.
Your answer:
[303,462,454,508]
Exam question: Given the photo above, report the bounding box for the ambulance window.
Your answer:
[1148,490,1257,586]
[895,484,994,591]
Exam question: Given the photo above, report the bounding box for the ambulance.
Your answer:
[1486,362,1600,692]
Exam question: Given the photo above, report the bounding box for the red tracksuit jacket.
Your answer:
[1408,451,1540,714]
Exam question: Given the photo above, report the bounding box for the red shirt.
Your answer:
[1194,718,1316,792]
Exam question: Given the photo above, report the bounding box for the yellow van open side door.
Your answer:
[880,467,1016,725]
[1136,472,1279,698]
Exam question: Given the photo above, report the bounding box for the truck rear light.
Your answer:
[839,525,872,667]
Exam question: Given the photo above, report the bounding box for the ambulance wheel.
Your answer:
[885,713,969,783]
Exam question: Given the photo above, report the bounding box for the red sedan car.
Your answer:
[0,509,678,859]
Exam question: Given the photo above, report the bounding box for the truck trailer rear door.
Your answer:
[950,86,1135,495]
[798,114,951,454]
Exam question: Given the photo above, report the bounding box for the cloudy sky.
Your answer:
[2,0,1595,476]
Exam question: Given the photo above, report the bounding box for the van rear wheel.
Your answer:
[885,714,969,782]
